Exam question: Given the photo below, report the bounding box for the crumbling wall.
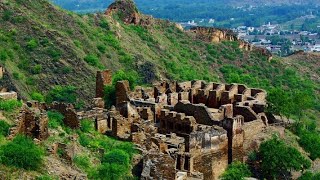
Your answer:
[49,102,80,129]
[0,91,18,100]
[141,152,176,180]
[10,106,49,140]
[96,70,112,98]
[0,65,4,79]
[190,127,228,180]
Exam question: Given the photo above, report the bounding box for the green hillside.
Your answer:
[0,0,319,179]
[1,0,318,110]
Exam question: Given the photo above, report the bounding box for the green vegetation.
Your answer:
[221,161,251,180]
[0,120,11,137]
[0,99,22,112]
[258,136,311,179]
[84,54,100,67]
[31,92,45,102]
[298,172,320,180]
[75,118,136,179]
[47,111,64,129]
[104,70,140,107]
[292,122,320,160]
[46,85,77,104]
[0,135,44,170]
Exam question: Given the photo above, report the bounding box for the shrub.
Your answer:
[80,119,94,133]
[26,77,36,85]
[2,10,13,21]
[26,39,38,50]
[0,99,22,112]
[31,64,42,74]
[221,161,251,180]
[46,85,77,104]
[0,135,44,170]
[112,70,139,90]
[104,85,116,108]
[47,111,64,129]
[0,120,10,137]
[47,49,61,61]
[84,54,99,66]
[102,149,130,168]
[97,44,107,53]
[0,49,8,61]
[99,19,109,29]
[12,72,21,80]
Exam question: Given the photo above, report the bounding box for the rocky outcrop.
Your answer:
[189,26,272,61]
[189,27,237,43]
[105,0,141,25]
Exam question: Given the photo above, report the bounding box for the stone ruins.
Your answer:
[4,67,272,179]
[79,70,270,180]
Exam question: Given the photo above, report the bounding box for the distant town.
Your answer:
[180,18,320,56]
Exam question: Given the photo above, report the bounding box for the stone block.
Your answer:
[0,91,17,100]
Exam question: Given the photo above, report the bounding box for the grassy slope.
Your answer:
[0,0,318,107]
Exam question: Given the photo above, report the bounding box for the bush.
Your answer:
[102,149,130,168]
[84,54,99,66]
[26,39,38,50]
[97,44,107,53]
[31,64,42,74]
[0,49,8,61]
[0,120,10,137]
[47,111,64,129]
[47,48,61,61]
[0,99,22,112]
[26,77,36,85]
[46,85,77,104]
[0,135,44,170]
[221,161,251,180]
[31,92,45,102]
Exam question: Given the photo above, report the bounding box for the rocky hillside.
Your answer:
[0,0,318,110]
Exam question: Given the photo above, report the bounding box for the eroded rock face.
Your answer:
[188,26,273,61]
[105,0,141,25]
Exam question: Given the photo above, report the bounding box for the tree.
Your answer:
[259,136,311,179]
[221,161,252,180]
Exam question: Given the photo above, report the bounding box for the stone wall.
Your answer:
[96,70,112,98]
[0,91,18,100]
[0,65,4,79]
[10,106,49,140]
[48,102,80,129]
[141,152,176,180]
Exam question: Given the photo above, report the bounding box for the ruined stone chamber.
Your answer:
[93,76,269,180]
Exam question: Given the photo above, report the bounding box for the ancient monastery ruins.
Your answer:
[0,67,273,180]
